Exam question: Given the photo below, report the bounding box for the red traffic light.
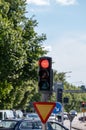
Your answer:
[38,56,53,92]
[81,102,85,107]
[39,59,49,69]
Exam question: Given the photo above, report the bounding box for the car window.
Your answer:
[20,121,41,129]
[48,122,66,130]
[20,121,33,129]
[1,121,17,128]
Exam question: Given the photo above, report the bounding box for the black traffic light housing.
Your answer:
[38,56,53,93]
[81,102,85,108]
[57,88,63,103]
[63,97,69,104]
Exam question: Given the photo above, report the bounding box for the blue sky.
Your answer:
[26,0,86,86]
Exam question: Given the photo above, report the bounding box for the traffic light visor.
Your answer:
[39,59,49,69]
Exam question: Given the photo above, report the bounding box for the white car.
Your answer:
[63,112,68,120]
[48,113,58,121]
[25,113,40,120]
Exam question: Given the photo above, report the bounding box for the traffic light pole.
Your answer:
[38,57,53,130]
[61,103,64,125]
[56,87,64,125]
[41,93,48,130]
[41,93,48,102]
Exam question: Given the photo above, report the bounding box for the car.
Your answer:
[48,113,58,121]
[15,110,23,119]
[25,113,40,120]
[63,112,68,120]
[78,116,86,121]
[0,110,14,120]
[0,119,69,130]
[0,119,41,130]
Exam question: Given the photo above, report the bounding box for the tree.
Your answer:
[0,0,47,109]
[52,70,86,112]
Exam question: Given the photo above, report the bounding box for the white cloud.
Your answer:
[26,0,78,7]
[26,0,50,6]
[43,45,52,52]
[47,33,86,85]
[55,0,77,6]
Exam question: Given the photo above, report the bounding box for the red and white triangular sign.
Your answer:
[33,102,56,124]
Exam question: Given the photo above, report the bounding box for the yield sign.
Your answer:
[33,102,56,124]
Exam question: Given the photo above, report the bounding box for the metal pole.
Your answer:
[83,112,85,121]
[42,124,46,130]
[41,93,48,130]
[70,121,72,130]
[61,103,64,125]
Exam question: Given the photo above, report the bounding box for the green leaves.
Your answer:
[0,0,47,109]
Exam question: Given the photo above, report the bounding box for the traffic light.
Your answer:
[81,102,85,108]
[63,97,69,104]
[38,56,53,92]
[57,88,63,103]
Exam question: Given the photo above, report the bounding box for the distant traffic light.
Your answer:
[38,56,53,92]
[81,102,85,108]
[63,97,69,104]
[57,88,63,103]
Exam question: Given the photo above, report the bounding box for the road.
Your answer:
[63,113,86,130]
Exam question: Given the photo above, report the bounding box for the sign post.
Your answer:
[54,82,64,125]
[41,93,48,130]
[67,113,76,130]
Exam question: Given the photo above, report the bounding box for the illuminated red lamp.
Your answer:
[39,59,49,69]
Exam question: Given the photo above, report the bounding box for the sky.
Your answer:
[26,0,86,86]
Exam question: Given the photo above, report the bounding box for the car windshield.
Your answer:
[48,122,67,130]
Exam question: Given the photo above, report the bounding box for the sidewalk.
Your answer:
[72,115,86,130]
[72,120,86,130]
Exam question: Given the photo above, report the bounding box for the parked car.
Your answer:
[0,110,14,120]
[48,113,58,121]
[0,119,69,130]
[78,116,86,121]
[15,110,23,119]
[63,112,68,120]
[56,112,68,122]
[25,113,40,120]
